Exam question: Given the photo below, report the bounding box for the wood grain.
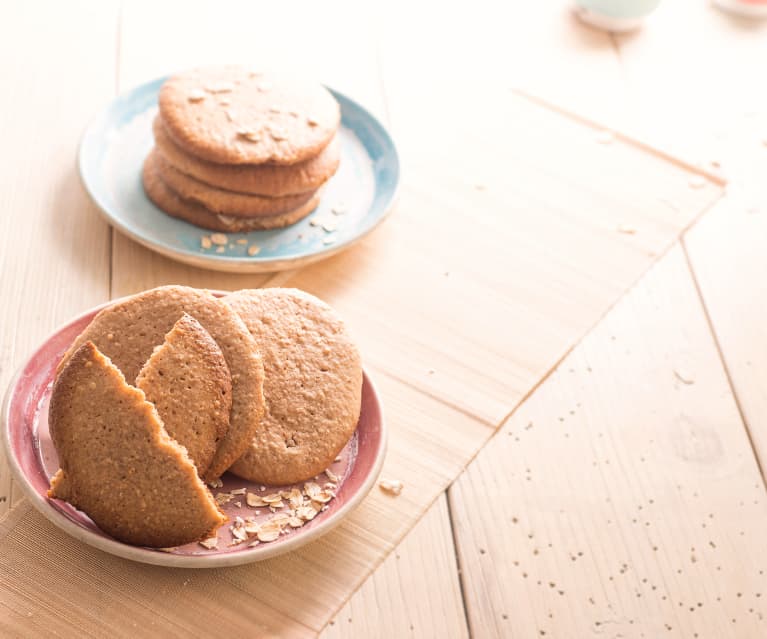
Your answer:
[450,244,767,638]
[685,198,767,474]
[0,1,117,514]
[320,494,468,639]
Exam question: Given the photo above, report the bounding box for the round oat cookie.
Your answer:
[153,116,341,197]
[225,288,362,485]
[58,285,265,481]
[158,66,340,165]
[136,313,232,477]
[49,341,226,547]
[151,149,315,217]
[143,154,319,232]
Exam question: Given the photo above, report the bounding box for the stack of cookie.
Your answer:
[143,66,341,233]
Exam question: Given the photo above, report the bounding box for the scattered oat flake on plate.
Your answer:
[334,455,342,463]
[257,525,281,543]
[288,517,303,528]
[325,468,339,483]
[674,369,695,385]
[617,223,637,235]
[236,238,248,245]
[248,540,260,547]
[323,236,337,245]
[230,487,247,495]
[210,233,228,245]
[331,204,347,215]
[322,220,338,233]
[233,501,242,508]
[247,244,261,256]
[199,536,219,550]
[595,130,614,145]
[215,246,225,254]
[688,175,707,189]
[215,492,233,505]
[296,506,318,521]
[207,477,223,489]
[200,236,212,249]
[157,547,177,553]
[246,492,267,507]
[379,478,404,496]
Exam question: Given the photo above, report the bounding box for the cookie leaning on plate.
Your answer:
[136,313,232,477]
[158,67,340,165]
[58,285,265,480]
[48,341,226,548]
[226,288,362,485]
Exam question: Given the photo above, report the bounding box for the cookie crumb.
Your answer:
[199,536,218,550]
[247,244,261,256]
[617,223,637,235]
[200,236,212,249]
[688,175,707,189]
[379,478,404,496]
[595,130,614,145]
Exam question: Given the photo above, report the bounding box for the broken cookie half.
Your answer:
[48,341,226,548]
[136,313,232,477]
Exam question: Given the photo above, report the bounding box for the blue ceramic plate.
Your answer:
[79,76,399,272]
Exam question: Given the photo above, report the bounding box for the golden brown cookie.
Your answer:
[158,66,340,165]
[153,116,341,197]
[143,154,319,232]
[225,288,362,485]
[136,313,232,477]
[48,341,226,548]
[58,285,265,481]
[151,149,315,217]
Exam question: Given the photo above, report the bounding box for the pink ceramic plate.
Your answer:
[2,297,386,568]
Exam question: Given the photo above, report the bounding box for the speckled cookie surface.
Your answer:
[58,285,265,480]
[136,314,232,477]
[158,66,340,165]
[151,149,315,217]
[153,116,340,196]
[48,341,226,547]
[225,288,362,485]
[143,154,318,232]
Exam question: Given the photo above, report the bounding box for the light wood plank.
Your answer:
[0,1,117,514]
[450,244,767,638]
[320,494,468,639]
[112,0,385,296]
[278,89,723,424]
[685,198,767,473]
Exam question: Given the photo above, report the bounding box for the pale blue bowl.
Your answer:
[79,76,400,272]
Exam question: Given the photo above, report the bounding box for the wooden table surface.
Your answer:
[2,1,767,637]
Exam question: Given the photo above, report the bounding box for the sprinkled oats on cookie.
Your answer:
[187,89,206,102]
